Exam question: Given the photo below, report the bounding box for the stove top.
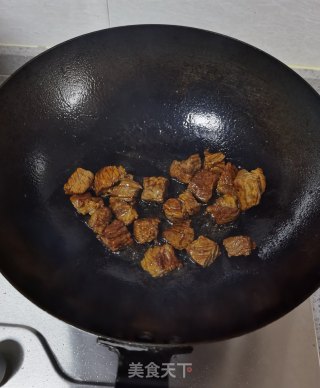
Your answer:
[0,273,319,388]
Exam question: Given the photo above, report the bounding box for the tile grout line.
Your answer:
[106,0,111,28]
[290,65,320,71]
[0,43,49,49]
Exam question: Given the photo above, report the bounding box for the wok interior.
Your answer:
[0,26,320,343]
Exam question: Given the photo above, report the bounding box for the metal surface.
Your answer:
[0,326,107,388]
[0,273,319,387]
[0,272,117,386]
[173,300,320,388]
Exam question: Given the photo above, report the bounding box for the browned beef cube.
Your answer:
[163,198,188,222]
[100,220,133,251]
[178,190,201,216]
[88,207,112,234]
[70,193,104,215]
[234,168,266,211]
[169,153,201,183]
[64,168,94,195]
[163,220,194,250]
[133,218,160,244]
[187,236,220,267]
[94,165,126,195]
[141,244,182,277]
[141,176,169,203]
[188,169,219,203]
[217,162,238,196]
[109,197,138,225]
[107,177,142,202]
[223,235,256,257]
[203,150,225,174]
[207,194,240,224]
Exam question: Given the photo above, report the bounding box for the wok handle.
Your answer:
[98,339,192,388]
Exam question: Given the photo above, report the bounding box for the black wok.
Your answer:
[1,25,320,386]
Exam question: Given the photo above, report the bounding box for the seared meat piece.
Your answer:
[107,177,142,202]
[178,190,200,216]
[163,198,188,222]
[133,218,160,244]
[94,165,126,195]
[234,168,266,211]
[109,197,138,225]
[88,207,112,234]
[217,162,238,196]
[170,153,202,183]
[100,220,133,251]
[203,150,225,173]
[187,236,220,267]
[210,162,225,175]
[188,169,219,203]
[223,235,256,257]
[70,193,104,215]
[141,176,169,203]
[163,220,194,250]
[64,168,94,195]
[141,244,182,277]
[207,194,240,224]
[251,168,266,193]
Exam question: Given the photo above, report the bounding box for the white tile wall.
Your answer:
[0,0,319,67]
[0,0,109,47]
[108,0,320,67]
